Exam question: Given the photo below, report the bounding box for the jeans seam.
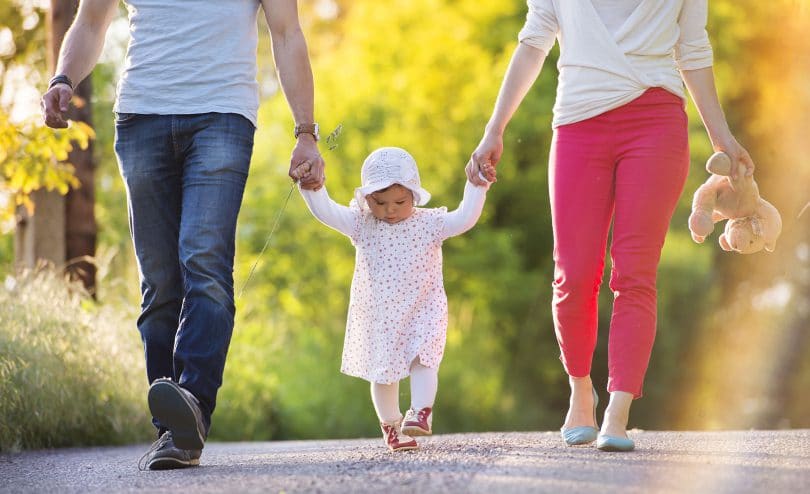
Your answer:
[171,115,182,159]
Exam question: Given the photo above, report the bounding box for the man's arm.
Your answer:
[261,0,325,191]
[41,0,118,128]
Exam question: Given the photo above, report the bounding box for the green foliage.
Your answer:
[0,269,151,452]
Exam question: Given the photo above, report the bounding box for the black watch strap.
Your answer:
[48,74,74,90]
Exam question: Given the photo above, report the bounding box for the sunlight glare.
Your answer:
[315,0,339,21]
[752,281,793,311]
[0,28,14,57]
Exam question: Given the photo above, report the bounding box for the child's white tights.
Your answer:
[371,360,438,423]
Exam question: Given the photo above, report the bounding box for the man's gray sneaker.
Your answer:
[139,431,201,470]
[148,378,207,451]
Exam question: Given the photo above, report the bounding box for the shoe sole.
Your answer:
[389,444,419,452]
[148,381,205,451]
[401,425,432,437]
[147,457,200,470]
[597,443,635,452]
[596,436,635,452]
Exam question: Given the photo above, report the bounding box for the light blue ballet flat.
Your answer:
[561,387,599,446]
[596,434,635,452]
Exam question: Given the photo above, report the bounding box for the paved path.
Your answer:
[1,430,808,493]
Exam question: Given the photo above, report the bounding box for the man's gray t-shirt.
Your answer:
[114,0,261,126]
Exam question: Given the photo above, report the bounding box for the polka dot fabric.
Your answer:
[343,206,449,384]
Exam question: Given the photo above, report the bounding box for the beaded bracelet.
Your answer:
[48,74,74,90]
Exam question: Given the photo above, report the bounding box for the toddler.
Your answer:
[293,147,493,451]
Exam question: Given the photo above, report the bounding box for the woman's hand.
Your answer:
[467,131,503,185]
[712,133,754,181]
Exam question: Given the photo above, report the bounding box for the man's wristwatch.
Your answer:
[48,74,74,91]
[294,123,319,141]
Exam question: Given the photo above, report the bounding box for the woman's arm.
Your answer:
[467,42,547,186]
[298,186,355,237]
[440,180,489,239]
[682,67,754,180]
[677,0,753,180]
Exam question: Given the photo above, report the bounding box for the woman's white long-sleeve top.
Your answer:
[518,0,714,128]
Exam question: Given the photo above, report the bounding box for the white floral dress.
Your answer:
[299,181,488,384]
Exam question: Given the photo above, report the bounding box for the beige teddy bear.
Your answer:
[688,152,782,254]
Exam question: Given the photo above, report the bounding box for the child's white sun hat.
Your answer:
[354,147,431,206]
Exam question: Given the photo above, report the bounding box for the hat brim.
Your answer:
[355,181,431,207]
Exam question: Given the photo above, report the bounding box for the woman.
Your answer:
[467,0,754,451]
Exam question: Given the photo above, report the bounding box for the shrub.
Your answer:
[0,269,151,452]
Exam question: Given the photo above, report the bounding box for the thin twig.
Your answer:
[237,181,296,299]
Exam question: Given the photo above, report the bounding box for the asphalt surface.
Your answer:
[1,430,808,493]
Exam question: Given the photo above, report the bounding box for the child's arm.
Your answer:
[440,179,490,239]
[298,185,355,237]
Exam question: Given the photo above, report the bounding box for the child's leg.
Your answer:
[402,359,437,436]
[372,381,418,452]
[371,382,401,423]
[409,360,438,410]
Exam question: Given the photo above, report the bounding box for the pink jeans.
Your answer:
[549,88,689,398]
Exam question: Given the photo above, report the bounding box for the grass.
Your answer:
[0,268,152,452]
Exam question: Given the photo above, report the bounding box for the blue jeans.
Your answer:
[114,112,255,434]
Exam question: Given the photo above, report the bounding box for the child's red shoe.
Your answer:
[380,419,418,452]
[401,407,433,436]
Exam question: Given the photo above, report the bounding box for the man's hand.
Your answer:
[289,135,325,190]
[41,83,73,129]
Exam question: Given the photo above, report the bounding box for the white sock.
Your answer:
[409,361,438,410]
[371,382,401,423]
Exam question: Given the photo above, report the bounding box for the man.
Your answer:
[42,0,325,469]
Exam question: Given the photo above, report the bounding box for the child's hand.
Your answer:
[291,161,313,182]
[467,159,497,184]
[480,161,497,183]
